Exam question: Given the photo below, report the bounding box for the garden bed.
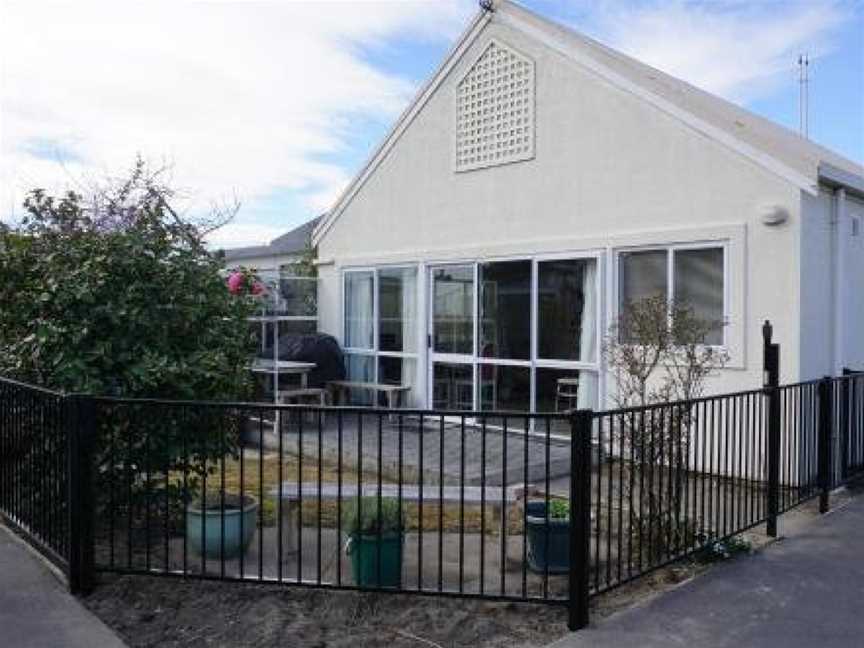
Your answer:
[84,575,568,648]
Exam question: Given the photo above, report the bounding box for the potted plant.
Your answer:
[343,497,404,587]
[525,498,571,574]
[187,492,259,560]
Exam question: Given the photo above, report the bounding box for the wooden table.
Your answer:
[250,360,316,426]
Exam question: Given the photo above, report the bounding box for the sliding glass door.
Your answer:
[429,265,475,410]
[428,255,600,417]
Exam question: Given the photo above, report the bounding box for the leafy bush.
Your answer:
[342,497,404,537]
[0,160,258,525]
[0,161,256,400]
[548,498,570,520]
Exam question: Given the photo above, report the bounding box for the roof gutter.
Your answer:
[819,162,864,200]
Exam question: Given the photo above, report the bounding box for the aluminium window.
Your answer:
[618,245,725,346]
[343,267,418,403]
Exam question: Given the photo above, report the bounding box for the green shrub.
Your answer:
[342,497,404,537]
[0,159,258,518]
[548,498,570,520]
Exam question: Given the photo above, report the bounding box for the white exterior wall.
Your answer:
[800,190,864,378]
[316,18,805,406]
[843,197,864,370]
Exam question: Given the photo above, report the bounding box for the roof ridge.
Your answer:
[499,0,863,177]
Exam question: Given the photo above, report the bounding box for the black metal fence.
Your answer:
[0,378,72,573]
[3,328,864,631]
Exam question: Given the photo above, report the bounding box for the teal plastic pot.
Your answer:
[525,500,571,574]
[187,494,258,560]
[346,533,403,588]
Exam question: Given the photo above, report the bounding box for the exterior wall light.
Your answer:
[759,205,790,226]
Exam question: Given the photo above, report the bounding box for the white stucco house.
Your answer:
[309,0,864,414]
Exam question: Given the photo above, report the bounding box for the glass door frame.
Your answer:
[427,262,479,411]
[425,251,604,416]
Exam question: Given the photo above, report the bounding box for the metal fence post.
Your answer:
[68,394,96,595]
[763,321,781,538]
[818,378,833,514]
[568,409,593,632]
[841,369,852,482]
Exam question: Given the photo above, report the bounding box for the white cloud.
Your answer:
[590,0,846,103]
[0,0,471,234]
[205,222,287,249]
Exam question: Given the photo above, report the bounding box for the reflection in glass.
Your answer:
[345,272,374,349]
[479,261,531,360]
[433,266,474,355]
[618,250,668,343]
[619,250,668,306]
[479,364,530,413]
[535,367,598,413]
[432,363,473,411]
[379,268,417,353]
[538,258,597,362]
[673,248,724,345]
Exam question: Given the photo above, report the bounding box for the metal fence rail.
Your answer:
[89,401,575,606]
[0,377,70,572]
[3,326,864,631]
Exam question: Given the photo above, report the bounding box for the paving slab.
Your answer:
[0,524,126,648]
[549,493,864,648]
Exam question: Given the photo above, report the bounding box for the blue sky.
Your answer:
[1,0,862,248]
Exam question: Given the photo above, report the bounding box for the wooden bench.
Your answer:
[269,482,526,554]
[327,381,411,410]
[277,387,327,407]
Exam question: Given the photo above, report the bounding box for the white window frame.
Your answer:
[342,265,420,387]
[614,242,729,348]
[427,252,603,414]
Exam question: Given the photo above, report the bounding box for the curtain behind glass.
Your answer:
[578,260,597,363]
[538,258,597,362]
[344,271,374,349]
[378,268,416,353]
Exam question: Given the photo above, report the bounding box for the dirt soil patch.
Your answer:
[84,576,569,648]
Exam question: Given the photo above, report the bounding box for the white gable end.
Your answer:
[455,39,535,172]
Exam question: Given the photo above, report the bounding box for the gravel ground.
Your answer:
[84,577,570,648]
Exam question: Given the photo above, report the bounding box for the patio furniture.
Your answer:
[327,381,411,411]
[278,387,327,406]
[270,482,524,554]
[251,360,316,428]
[554,377,579,413]
[251,359,316,391]
[278,386,328,425]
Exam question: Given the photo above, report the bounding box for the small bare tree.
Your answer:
[604,295,728,560]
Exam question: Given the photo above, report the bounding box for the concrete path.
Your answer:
[551,493,864,648]
[0,524,126,648]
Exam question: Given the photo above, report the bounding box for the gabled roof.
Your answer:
[314,0,864,245]
[221,216,320,264]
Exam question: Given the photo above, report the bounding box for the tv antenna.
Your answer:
[798,53,809,138]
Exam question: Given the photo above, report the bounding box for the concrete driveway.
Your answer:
[551,491,864,648]
[0,524,126,648]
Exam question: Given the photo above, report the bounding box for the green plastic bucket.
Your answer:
[525,500,571,574]
[346,533,403,587]
[186,494,258,560]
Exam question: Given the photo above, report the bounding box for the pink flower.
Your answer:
[227,272,244,294]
